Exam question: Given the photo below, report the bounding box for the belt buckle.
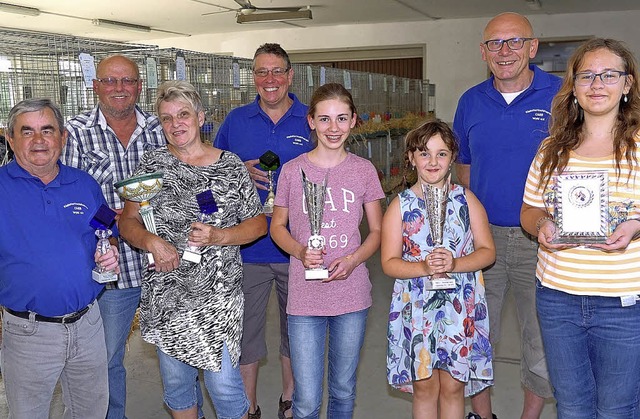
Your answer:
[60,312,77,324]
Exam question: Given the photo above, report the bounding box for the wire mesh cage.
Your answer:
[0,27,425,168]
[0,27,157,120]
[149,48,257,141]
[0,27,158,164]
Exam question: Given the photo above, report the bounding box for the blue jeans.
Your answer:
[98,287,141,419]
[156,344,249,419]
[1,303,108,419]
[288,308,369,419]
[536,282,640,418]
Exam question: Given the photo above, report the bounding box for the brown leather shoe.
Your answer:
[248,406,261,419]
[278,395,292,419]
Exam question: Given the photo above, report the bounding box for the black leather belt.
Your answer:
[5,304,91,324]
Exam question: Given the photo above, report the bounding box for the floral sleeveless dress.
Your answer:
[386,185,493,396]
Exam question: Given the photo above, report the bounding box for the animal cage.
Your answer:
[0,27,425,166]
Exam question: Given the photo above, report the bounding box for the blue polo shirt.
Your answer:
[215,93,312,263]
[453,65,562,226]
[0,161,110,316]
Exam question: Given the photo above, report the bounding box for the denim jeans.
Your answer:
[288,308,369,419]
[98,287,141,419]
[1,303,108,419]
[156,344,249,419]
[536,282,640,418]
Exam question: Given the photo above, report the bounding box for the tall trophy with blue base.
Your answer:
[183,190,219,264]
[302,169,329,280]
[114,171,163,269]
[90,204,118,283]
[422,182,456,290]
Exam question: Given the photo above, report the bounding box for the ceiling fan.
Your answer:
[202,0,305,16]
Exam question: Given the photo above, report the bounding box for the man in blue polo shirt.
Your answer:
[0,98,119,418]
[215,43,312,419]
[453,13,561,419]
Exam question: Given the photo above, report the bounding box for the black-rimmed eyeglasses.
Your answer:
[95,77,139,86]
[574,70,628,86]
[483,37,533,52]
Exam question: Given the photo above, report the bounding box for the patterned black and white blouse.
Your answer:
[134,147,262,371]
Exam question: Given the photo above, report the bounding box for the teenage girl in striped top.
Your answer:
[521,38,640,418]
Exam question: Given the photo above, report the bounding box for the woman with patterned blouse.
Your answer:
[119,81,266,419]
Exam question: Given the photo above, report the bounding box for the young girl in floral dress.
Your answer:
[381,120,495,418]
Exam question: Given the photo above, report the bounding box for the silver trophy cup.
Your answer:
[421,182,456,290]
[302,169,329,280]
[114,172,163,269]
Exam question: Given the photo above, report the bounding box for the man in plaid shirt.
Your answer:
[62,54,165,419]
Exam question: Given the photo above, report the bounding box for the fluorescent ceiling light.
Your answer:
[0,2,40,16]
[92,19,151,33]
[237,9,312,24]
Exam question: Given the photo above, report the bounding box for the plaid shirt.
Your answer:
[62,105,166,289]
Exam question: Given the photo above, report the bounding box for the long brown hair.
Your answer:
[539,38,640,187]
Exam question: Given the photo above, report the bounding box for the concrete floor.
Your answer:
[0,250,557,418]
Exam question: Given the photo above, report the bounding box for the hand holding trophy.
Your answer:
[90,204,118,283]
[260,150,280,215]
[421,181,456,290]
[183,190,219,264]
[302,169,329,280]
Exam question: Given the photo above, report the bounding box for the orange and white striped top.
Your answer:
[523,143,640,296]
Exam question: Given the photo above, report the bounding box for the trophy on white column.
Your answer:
[302,169,329,280]
[183,190,219,264]
[260,150,280,215]
[114,171,163,269]
[421,182,456,290]
[90,204,118,283]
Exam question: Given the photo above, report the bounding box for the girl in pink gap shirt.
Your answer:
[270,83,384,419]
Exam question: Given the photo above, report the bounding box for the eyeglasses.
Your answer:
[574,70,628,86]
[95,77,139,86]
[483,37,533,52]
[253,67,289,78]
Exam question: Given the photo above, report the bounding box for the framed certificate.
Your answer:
[552,171,609,244]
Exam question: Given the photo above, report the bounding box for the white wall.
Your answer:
[143,10,640,122]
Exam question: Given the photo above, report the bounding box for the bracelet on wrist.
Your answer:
[535,216,554,232]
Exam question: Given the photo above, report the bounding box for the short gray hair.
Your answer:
[155,80,204,115]
[7,98,65,137]
[253,43,291,70]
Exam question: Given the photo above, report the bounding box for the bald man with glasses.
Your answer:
[453,13,561,419]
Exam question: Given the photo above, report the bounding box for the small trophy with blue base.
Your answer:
[90,204,118,284]
[183,190,218,264]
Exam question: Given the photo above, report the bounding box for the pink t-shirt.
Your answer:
[274,152,385,316]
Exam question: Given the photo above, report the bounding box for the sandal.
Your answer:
[248,406,261,419]
[278,395,293,419]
